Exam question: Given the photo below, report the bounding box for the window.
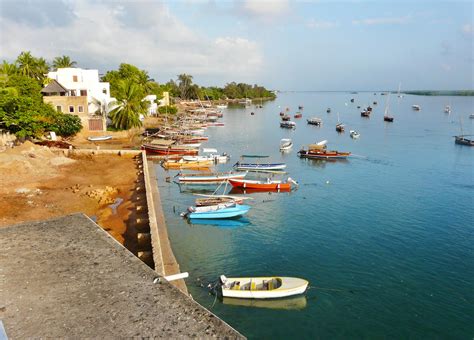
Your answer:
[56,105,62,112]
[78,106,84,113]
[73,75,78,82]
[80,89,87,96]
[69,105,74,113]
[102,88,107,94]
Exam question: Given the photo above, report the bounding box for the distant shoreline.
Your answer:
[276,90,474,96]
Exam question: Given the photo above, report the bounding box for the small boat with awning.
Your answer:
[307,117,322,126]
[298,148,351,159]
[176,171,247,184]
[233,155,286,172]
[454,135,474,146]
[280,121,296,129]
[219,275,309,299]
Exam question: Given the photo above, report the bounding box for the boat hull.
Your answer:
[234,163,287,171]
[142,145,198,156]
[177,172,247,184]
[228,179,291,191]
[298,150,351,159]
[188,205,250,219]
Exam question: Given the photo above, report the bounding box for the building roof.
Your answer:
[0,214,244,339]
[40,79,68,94]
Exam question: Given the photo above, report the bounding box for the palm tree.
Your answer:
[52,55,77,70]
[0,61,17,76]
[108,79,149,130]
[35,57,50,82]
[91,97,111,118]
[177,73,193,99]
[16,51,37,78]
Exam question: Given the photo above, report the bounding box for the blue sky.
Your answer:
[0,0,472,91]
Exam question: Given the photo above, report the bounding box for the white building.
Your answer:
[47,68,113,115]
[144,95,158,115]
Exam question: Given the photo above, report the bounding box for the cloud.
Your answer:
[306,19,338,30]
[462,23,473,35]
[352,15,411,25]
[0,0,263,83]
[237,0,290,20]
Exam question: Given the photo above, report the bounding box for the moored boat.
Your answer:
[233,161,287,172]
[187,203,250,219]
[219,275,309,299]
[412,104,421,111]
[294,112,302,118]
[281,114,291,121]
[454,135,474,146]
[142,143,199,156]
[279,138,293,151]
[162,159,214,169]
[336,123,345,132]
[280,121,296,129]
[87,135,112,141]
[307,117,322,126]
[176,171,247,184]
[228,178,297,191]
[350,130,360,139]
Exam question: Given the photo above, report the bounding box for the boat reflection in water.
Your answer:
[188,217,250,228]
[222,295,308,310]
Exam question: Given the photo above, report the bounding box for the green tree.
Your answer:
[52,55,77,70]
[108,79,149,130]
[177,73,193,99]
[53,113,82,136]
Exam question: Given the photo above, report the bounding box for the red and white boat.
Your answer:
[228,178,298,191]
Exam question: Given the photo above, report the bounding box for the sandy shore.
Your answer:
[0,142,140,253]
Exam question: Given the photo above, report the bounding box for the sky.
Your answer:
[0,0,472,91]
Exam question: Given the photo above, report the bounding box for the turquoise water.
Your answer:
[154,92,473,339]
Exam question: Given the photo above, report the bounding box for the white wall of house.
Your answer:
[47,68,113,115]
[144,94,157,115]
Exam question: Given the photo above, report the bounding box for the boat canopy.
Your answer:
[203,148,218,153]
[240,155,270,158]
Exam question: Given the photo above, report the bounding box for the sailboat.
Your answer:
[454,117,474,146]
[397,82,403,98]
[383,93,394,122]
[336,112,345,132]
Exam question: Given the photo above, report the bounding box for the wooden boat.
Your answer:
[384,116,394,122]
[298,148,351,159]
[469,114,474,119]
[444,105,451,114]
[87,135,112,141]
[176,171,247,184]
[298,105,304,110]
[412,104,421,111]
[307,117,322,126]
[183,148,230,163]
[326,108,331,113]
[142,143,199,156]
[219,275,309,299]
[187,203,250,219]
[279,112,285,116]
[207,122,225,127]
[350,98,355,103]
[336,123,345,132]
[162,159,214,169]
[228,178,297,191]
[361,110,371,117]
[279,138,293,151]
[454,135,474,146]
[195,196,243,206]
[350,130,360,139]
[281,114,291,121]
[280,121,296,129]
[294,112,302,118]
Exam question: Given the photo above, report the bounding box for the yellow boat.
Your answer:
[162,159,214,170]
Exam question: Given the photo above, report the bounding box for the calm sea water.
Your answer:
[154,92,473,339]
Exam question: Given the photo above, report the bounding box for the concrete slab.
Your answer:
[0,214,244,338]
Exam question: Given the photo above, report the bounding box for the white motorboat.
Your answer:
[87,135,112,142]
[350,130,360,139]
[306,117,322,126]
[280,121,296,129]
[176,171,247,184]
[412,104,421,111]
[220,275,309,299]
[182,148,230,163]
[279,138,293,151]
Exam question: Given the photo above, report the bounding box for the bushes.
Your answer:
[52,113,82,137]
[158,105,177,115]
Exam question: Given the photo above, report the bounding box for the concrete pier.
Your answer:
[0,214,244,338]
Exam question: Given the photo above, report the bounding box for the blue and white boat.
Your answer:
[233,155,286,172]
[187,203,250,219]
